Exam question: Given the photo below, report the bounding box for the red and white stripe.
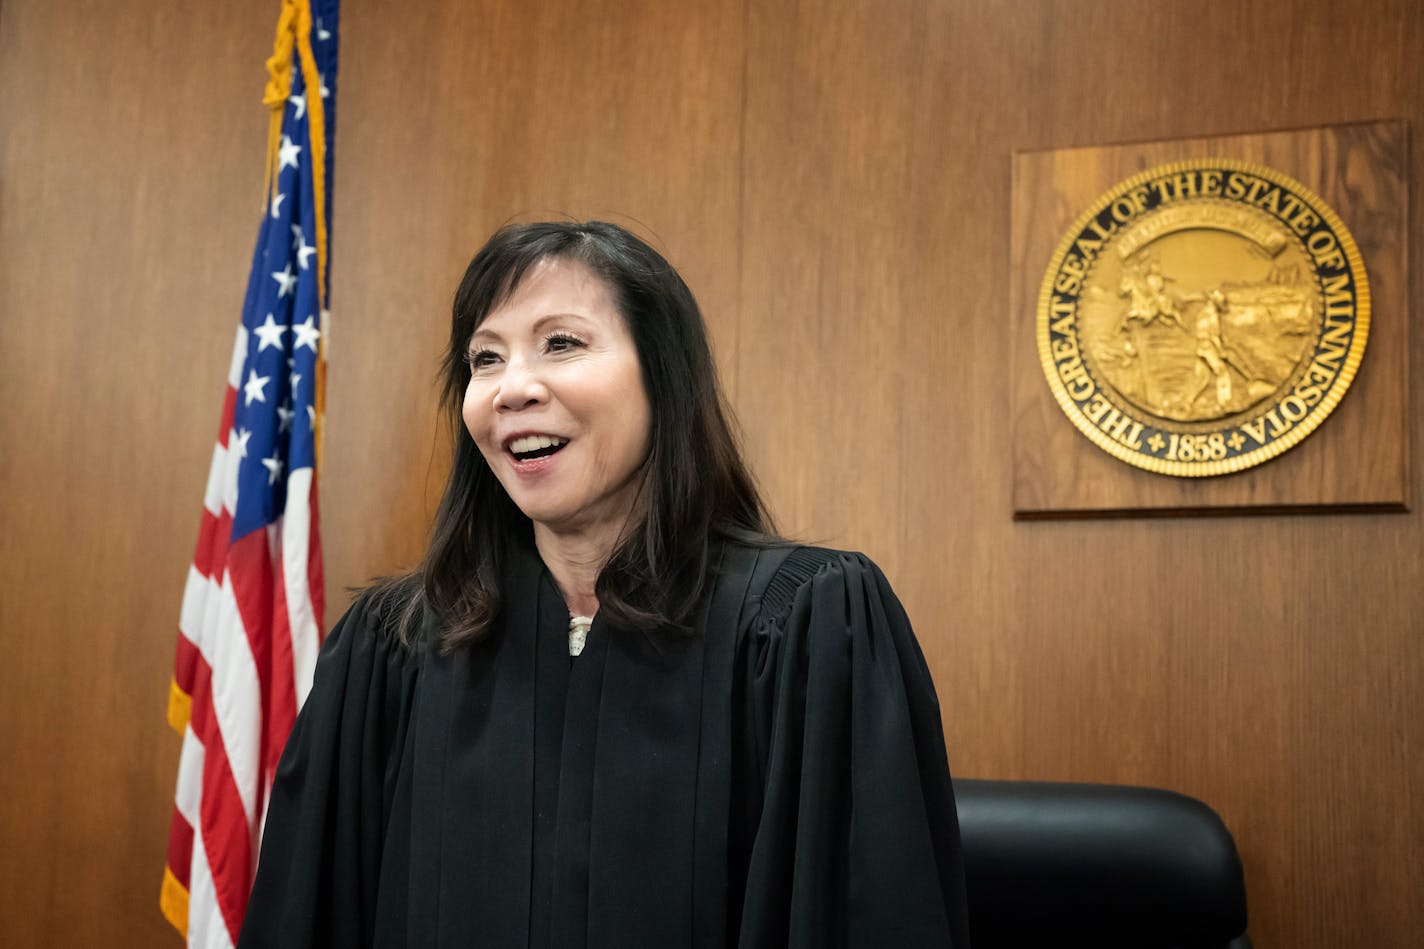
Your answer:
[163,325,324,947]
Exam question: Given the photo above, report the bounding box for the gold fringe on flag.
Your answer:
[261,1,299,210]
[167,678,193,735]
[159,866,190,936]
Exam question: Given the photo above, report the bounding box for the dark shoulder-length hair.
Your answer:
[378,220,777,652]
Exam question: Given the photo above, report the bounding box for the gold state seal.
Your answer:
[1037,158,1369,476]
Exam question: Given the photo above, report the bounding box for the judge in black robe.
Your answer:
[240,540,969,948]
[238,221,970,948]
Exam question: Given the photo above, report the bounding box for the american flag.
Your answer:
[162,2,339,945]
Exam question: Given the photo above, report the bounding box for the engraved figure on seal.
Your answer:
[1079,205,1318,423]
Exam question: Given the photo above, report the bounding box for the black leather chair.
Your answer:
[952,779,1250,948]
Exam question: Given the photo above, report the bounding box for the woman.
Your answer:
[239,222,970,948]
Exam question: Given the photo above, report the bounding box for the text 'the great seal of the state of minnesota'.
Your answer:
[1037,158,1370,476]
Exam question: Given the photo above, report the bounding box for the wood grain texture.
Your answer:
[1,0,1421,947]
[1010,121,1409,515]
[0,2,279,946]
[736,2,1424,947]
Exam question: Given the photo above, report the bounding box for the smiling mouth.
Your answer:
[508,434,568,461]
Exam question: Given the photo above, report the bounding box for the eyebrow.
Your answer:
[469,312,591,344]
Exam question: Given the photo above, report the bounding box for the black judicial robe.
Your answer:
[238,542,970,948]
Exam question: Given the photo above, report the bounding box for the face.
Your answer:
[462,257,652,543]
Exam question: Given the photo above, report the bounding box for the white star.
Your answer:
[319,75,330,98]
[296,235,316,271]
[243,369,270,406]
[289,371,302,394]
[270,191,286,219]
[272,263,297,298]
[292,315,321,352]
[278,135,302,171]
[306,405,316,428]
[289,92,306,120]
[262,451,285,485]
[316,20,331,41]
[231,427,252,459]
[253,313,287,351]
[276,403,294,433]
[290,224,303,247]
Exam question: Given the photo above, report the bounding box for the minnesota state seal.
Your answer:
[1037,158,1370,476]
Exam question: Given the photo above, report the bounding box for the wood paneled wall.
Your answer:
[2,1,1420,946]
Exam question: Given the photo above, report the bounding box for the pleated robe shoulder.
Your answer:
[238,542,971,949]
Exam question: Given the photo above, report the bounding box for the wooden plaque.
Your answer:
[1010,121,1409,517]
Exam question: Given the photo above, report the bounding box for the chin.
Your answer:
[510,497,578,531]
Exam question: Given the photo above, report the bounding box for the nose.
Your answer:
[493,357,548,412]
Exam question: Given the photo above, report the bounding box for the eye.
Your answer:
[464,348,500,370]
[544,332,586,354]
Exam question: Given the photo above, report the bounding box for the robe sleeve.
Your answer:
[733,549,970,949]
[237,595,421,949]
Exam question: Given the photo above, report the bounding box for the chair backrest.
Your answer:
[952,778,1250,949]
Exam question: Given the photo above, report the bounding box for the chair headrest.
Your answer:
[952,778,1248,948]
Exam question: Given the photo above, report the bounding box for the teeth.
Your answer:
[510,435,567,454]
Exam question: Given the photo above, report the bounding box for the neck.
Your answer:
[533,522,621,617]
